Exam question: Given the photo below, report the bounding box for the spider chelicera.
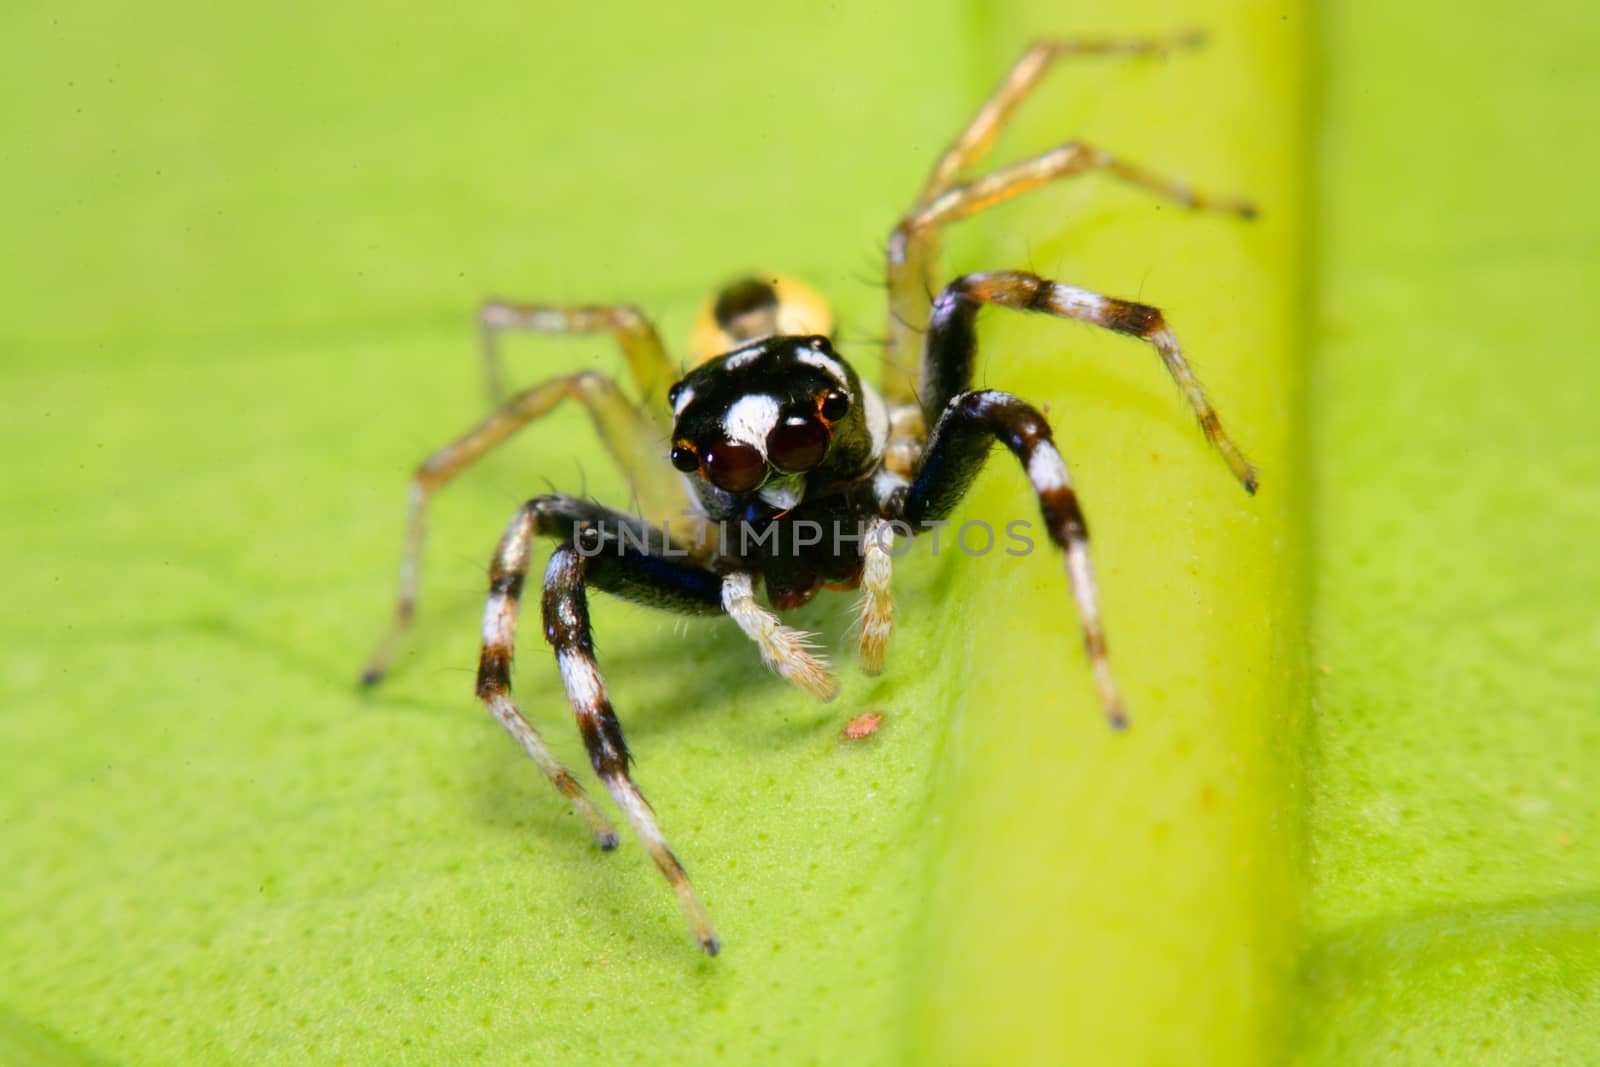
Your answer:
[360,31,1258,956]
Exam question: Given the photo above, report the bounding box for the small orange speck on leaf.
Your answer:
[1199,784,1217,809]
[842,712,884,740]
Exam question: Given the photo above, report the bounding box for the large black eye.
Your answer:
[669,443,699,473]
[703,441,765,492]
[820,389,850,421]
[767,415,829,472]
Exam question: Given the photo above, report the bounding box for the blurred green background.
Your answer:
[2,0,1595,1064]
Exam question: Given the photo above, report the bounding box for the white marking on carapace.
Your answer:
[723,343,765,371]
[723,394,781,456]
[672,384,696,416]
[859,380,890,459]
[794,348,849,387]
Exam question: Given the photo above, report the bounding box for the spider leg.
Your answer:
[720,573,839,701]
[360,370,690,686]
[480,301,674,418]
[886,146,1253,406]
[470,498,723,952]
[472,500,638,851]
[855,516,895,675]
[887,389,1126,728]
[919,271,1257,493]
[918,30,1206,204]
[907,140,1255,239]
[535,541,722,956]
[883,30,1252,406]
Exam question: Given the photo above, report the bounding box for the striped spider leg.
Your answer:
[882,29,1256,402]
[356,30,1262,958]
[476,497,735,954]
[874,270,1258,728]
[882,390,1124,721]
[866,30,1256,683]
[474,486,837,954]
[360,302,688,685]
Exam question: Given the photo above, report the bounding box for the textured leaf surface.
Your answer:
[1294,1,1600,1062]
[3,0,1594,1064]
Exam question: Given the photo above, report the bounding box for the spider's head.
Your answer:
[667,335,885,512]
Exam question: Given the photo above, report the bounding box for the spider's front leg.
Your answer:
[886,390,1127,729]
[473,498,726,954]
[539,542,723,956]
[472,499,638,851]
[922,271,1258,493]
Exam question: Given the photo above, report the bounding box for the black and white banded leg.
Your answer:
[921,270,1258,493]
[539,544,722,955]
[888,389,1126,728]
[473,501,626,849]
[472,495,725,954]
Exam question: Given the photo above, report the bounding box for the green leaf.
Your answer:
[5,0,1593,1064]
[1292,1,1600,1062]
[8,2,1293,1064]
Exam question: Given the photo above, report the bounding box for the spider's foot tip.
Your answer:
[1108,710,1131,731]
[1238,202,1260,221]
[701,935,722,957]
[1243,474,1260,495]
[806,675,841,703]
[597,831,620,851]
[359,667,385,688]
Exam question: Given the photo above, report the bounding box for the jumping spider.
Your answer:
[361,31,1258,956]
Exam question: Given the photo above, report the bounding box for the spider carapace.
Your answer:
[360,31,1259,956]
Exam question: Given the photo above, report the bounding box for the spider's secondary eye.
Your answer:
[767,416,829,473]
[703,441,765,492]
[819,389,850,421]
[668,383,685,408]
[669,444,699,473]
